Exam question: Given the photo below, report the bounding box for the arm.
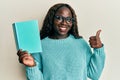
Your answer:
[87,46,105,80]
[25,53,44,80]
[87,30,106,80]
[17,50,44,80]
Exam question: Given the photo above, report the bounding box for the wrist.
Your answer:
[29,61,36,67]
[24,60,36,67]
[98,43,103,48]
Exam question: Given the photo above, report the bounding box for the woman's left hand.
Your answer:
[89,30,103,48]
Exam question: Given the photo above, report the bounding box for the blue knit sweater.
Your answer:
[26,35,105,80]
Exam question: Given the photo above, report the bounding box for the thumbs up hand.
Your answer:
[89,30,103,48]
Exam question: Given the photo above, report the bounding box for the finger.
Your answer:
[89,36,96,40]
[96,29,102,39]
[20,53,30,60]
[18,51,28,57]
[23,57,30,65]
[19,53,30,63]
[22,56,31,64]
[17,49,22,56]
[89,41,97,47]
[23,57,35,67]
[89,40,97,44]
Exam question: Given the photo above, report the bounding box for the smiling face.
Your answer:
[52,7,73,39]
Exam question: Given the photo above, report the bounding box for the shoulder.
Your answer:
[74,37,91,49]
[74,36,87,44]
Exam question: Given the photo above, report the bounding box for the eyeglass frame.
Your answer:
[54,15,75,24]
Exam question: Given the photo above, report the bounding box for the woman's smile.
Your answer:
[59,26,67,32]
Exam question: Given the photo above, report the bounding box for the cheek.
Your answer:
[68,24,73,29]
[53,21,59,27]
[53,21,59,30]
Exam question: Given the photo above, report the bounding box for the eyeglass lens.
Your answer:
[54,15,74,23]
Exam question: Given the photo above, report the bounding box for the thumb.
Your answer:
[96,29,102,39]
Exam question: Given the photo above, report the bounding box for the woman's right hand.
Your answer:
[17,49,36,67]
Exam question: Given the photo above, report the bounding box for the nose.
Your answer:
[61,19,67,25]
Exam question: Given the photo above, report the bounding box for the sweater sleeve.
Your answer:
[25,53,44,80]
[87,45,106,80]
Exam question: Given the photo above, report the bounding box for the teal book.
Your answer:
[13,20,42,54]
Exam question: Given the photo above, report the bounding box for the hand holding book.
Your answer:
[17,49,36,67]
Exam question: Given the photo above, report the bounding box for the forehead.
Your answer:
[55,7,72,17]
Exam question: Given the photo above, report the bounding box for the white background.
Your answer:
[0,0,119,80]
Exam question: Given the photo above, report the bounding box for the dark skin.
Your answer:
[17,7,102,67]
[89,30,102,48]
[50,7,72,39]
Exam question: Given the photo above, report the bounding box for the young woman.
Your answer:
[17,3,105,80]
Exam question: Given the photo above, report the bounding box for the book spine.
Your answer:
[12,23,19,50]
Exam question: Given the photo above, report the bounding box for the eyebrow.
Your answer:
[55,15,72,18]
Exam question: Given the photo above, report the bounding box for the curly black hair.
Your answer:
[40,3,82,39]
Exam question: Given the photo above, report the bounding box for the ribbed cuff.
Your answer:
[25,61,43,80]
[93,44,105,56]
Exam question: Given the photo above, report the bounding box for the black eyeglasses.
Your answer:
[54,15,75,24]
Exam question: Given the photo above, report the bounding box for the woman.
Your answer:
[17,3,105,80]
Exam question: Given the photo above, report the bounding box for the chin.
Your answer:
[59,32,68,36]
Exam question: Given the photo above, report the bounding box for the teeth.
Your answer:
[60,27,66,30]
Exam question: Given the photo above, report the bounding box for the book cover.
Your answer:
[13,20,42,54]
